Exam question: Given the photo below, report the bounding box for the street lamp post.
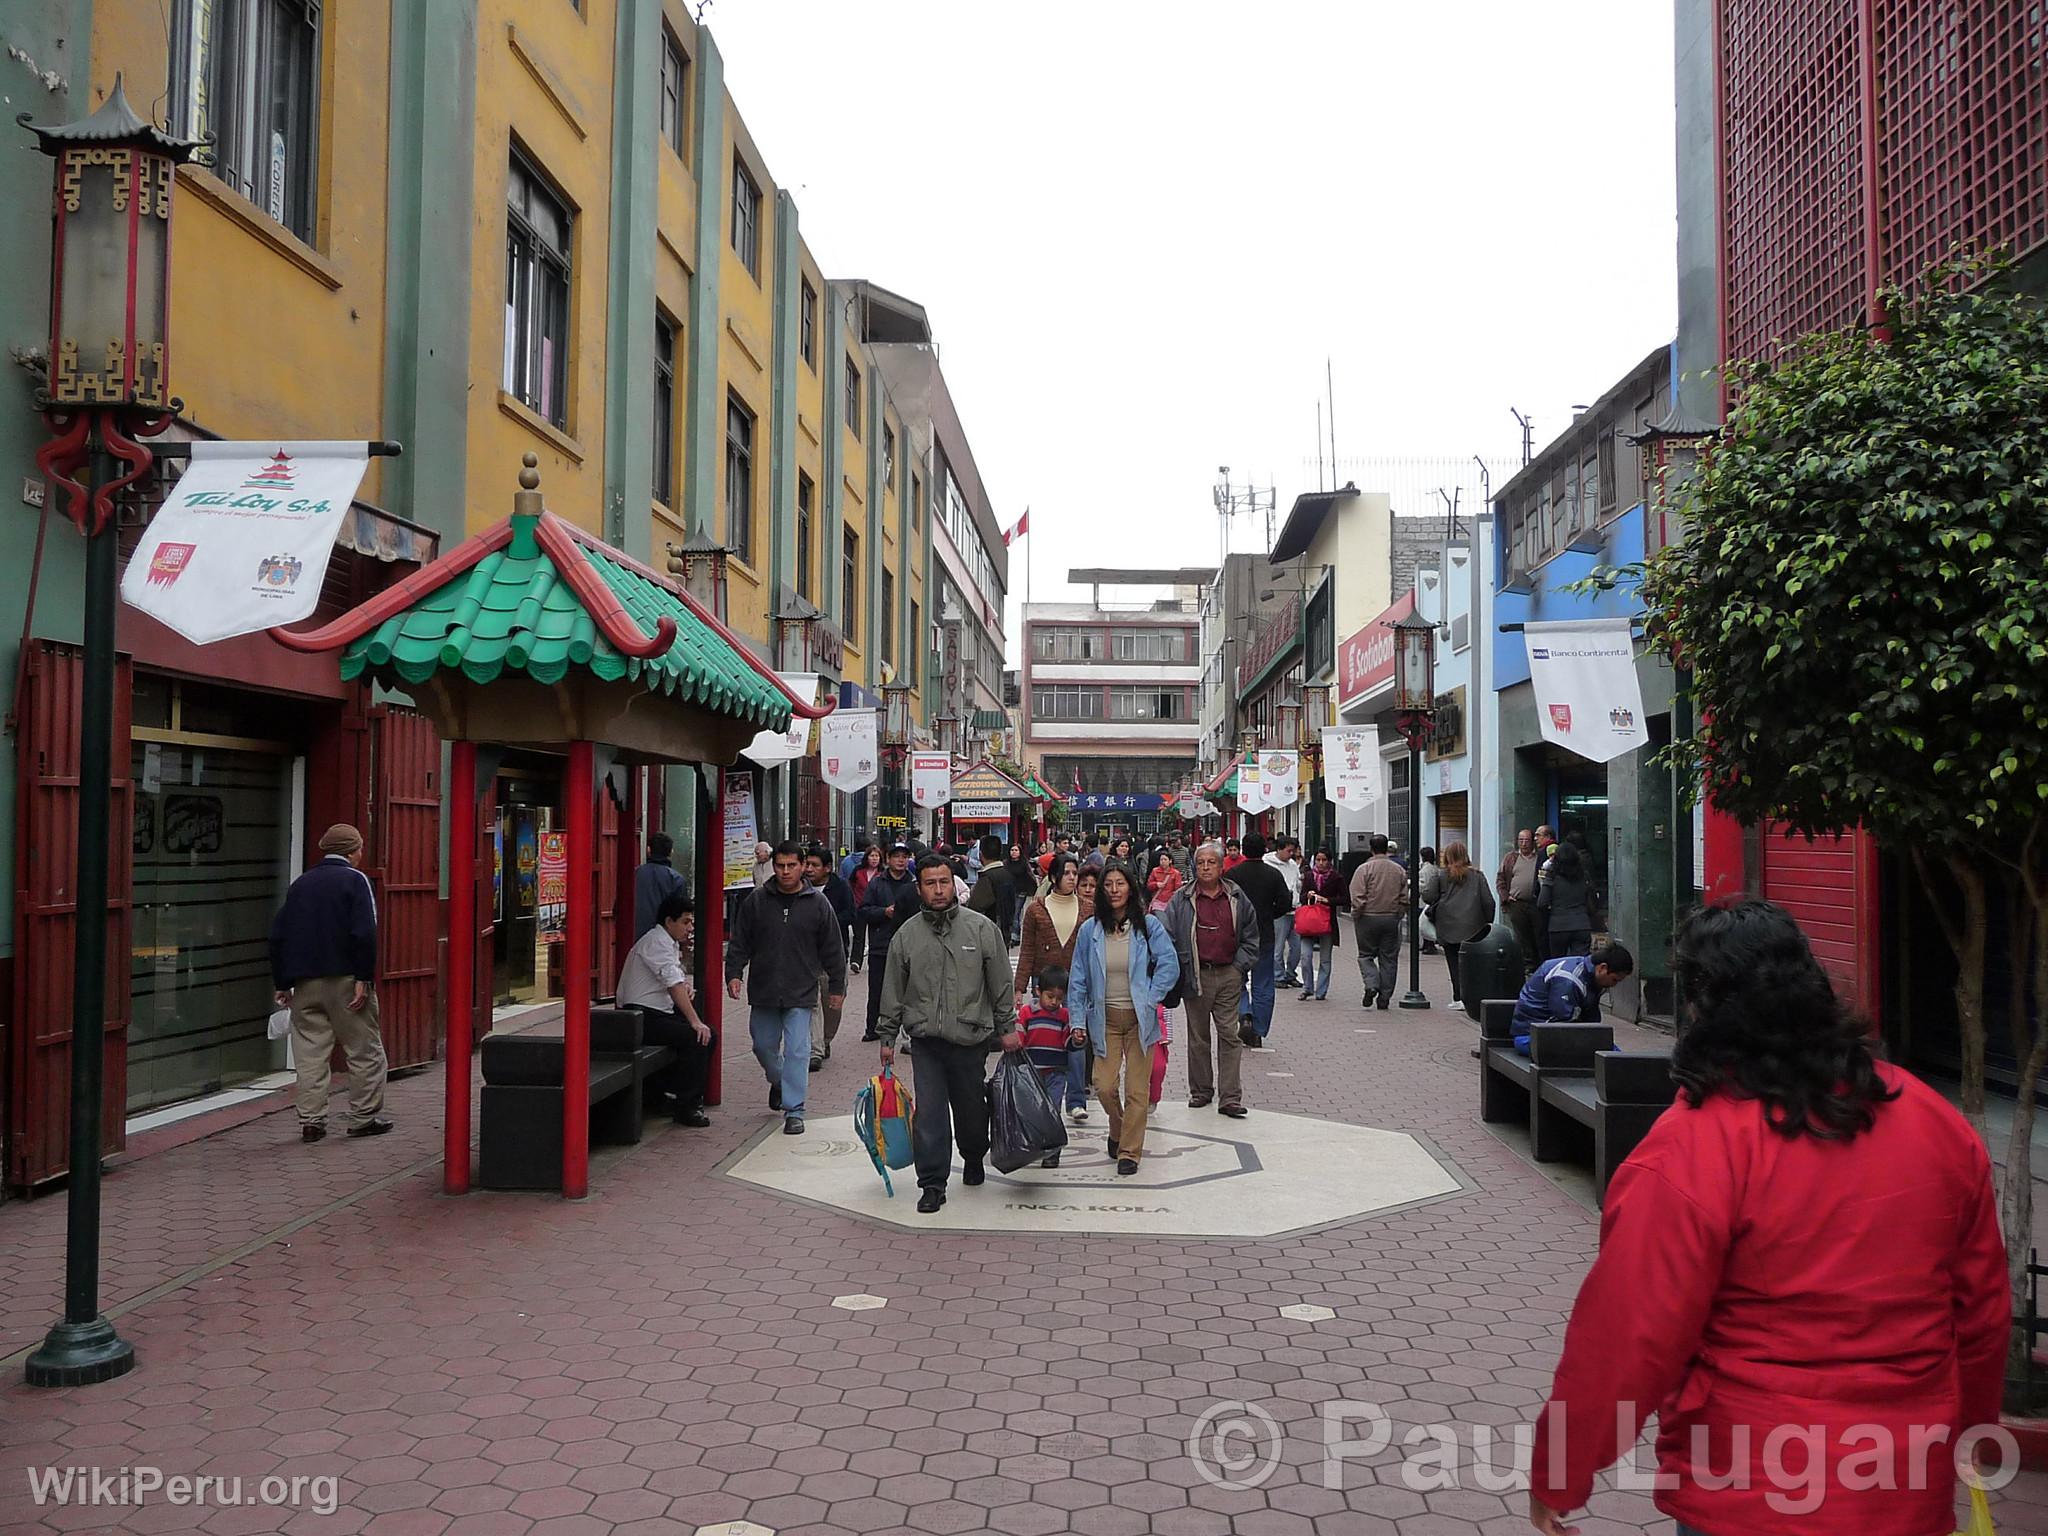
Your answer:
[1390,610,1437,1012]
[1302,683,1332,852]
[21,77,201,1388]
[881,679,911,826]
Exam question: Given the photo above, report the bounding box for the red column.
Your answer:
[562,740,594,1198]
[444,739,477,1195]
[700,767,725,1108]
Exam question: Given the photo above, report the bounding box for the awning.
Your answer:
[970,708,1009,732]
[951,759,1034,800]
[1204,753,1244,797]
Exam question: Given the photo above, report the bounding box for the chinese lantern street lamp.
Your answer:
[666,527,731,620]
[881,679,912,822]
[1274,697,1302,752]
[21,77,201,1388]
[1389,610,1437,1012]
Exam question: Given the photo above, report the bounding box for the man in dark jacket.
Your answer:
[1222,831,1291,1046]
[632,831,689,940]
[962,834,1015,943]
[857,841,920,1041]
[803,845,854,1070]
[725,841,846,1134]
[1161,843,1259,1114]
[270,824,390,1143]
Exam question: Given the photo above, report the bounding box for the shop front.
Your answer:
[945,760,1037,848]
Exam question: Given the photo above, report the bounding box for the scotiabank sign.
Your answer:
[1339,591,1415,706]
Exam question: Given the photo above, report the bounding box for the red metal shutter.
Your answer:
[1759,825,1881,1013]
[367,705,442,1069]
[8,641,133,1189]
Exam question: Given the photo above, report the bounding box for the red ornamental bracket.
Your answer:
[35,409,174,537]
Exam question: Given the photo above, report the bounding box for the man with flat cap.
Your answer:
[270,824,392,1142]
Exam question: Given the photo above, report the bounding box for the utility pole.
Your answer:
[1511,408,1534,467]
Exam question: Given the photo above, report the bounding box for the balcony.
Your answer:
[1234,593,1303,695]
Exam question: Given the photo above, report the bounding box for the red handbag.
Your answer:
[1294,900,1332,939]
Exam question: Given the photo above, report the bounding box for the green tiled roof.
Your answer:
[340,516,793,729]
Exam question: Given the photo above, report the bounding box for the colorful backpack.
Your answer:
[853,1068,916,1195]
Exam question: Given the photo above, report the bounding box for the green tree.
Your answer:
[1633,259,2048,1401]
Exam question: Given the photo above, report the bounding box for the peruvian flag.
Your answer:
[1003,508,1031,546]
[1070,763,1084,795]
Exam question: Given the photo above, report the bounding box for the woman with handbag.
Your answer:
[1295,849,1342,1001]
[1428,842,1493,1004]
[1066,862,1180,1176]
[1146,848,1183,912]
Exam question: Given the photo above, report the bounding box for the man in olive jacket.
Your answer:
[878,854,1022,1213]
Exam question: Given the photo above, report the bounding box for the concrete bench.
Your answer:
[478,1007,676,1190]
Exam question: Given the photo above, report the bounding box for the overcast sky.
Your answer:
[707,0,1678,650]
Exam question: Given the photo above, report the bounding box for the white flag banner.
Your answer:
[121,441,371,644]
[1235,760,1268,814]
[818,709,878,792]
[741,674,819,767]
[1323,729,1382,812]
[1259,750,1300,810]
[1526,617,1649,765]
[910,751,953,808]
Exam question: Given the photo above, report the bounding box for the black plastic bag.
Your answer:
[987,1051,1069,1172]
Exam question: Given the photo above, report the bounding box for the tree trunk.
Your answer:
[1925,850,1992,1135]
[2005,865,2048,1411]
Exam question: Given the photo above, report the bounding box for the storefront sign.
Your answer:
[537,831,568,944]
[1259,751,1300,810]
[741,674,819,768]
[952,800,1011,820]
[1066,793,1166,811]
[1338,591,1415,706]
[1526,618,1648,764]
[1426,685,1467,762]
[910,751,953,807]
[722,772,760,891]
[952,762,1031,800]
[811,616,844,673]
[1323,728,1382,811]
[819,709,879,792]
[121,441,373,644]
[877,814,908,830]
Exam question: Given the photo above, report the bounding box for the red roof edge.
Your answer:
[268,522,515,652]
[535,513,675,660]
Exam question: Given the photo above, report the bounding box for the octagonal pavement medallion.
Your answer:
[722,1101,1464,1237]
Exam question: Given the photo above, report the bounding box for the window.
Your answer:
[841,528,859,642]
[1030,627,1108,662]
[1112,628,1185,662]
[1564,460,1583,536]
[908,598,920,687]
[505,154,573,429]
[795,472,813,599]
[731,153,760,276]
[799,279,817,369]
[171,0,321,243]
[1109,686,1193,721]
[653,314,676,508]
[910,472,923,530]
[724,394,754,567]
[883,425,897,493]
[1032,685,1105,722]
[1596,431,1617,516]
[880,570,895,667]
[844,358,862,438]
[658,26,687,156]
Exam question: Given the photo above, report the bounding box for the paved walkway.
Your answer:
[1,953,2044,1534]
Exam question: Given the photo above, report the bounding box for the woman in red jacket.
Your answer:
[1530,898,2007,1536]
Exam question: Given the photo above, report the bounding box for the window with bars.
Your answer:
[883,425,897,493]
[504,153,573,429]
[731,154,760,276]
[795,472,813,599]
[653,314,676,508]
[171,0,321,243]
[844,358,862,438]
[879,570,895,667]
[842,528,860,642]
[725,394,754,566]
[658,26,687,157]
[800,279,817,369]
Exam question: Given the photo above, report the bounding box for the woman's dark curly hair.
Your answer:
[1671,898,1898,1139]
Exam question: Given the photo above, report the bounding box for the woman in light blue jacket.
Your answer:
[1067,862,1181,1177]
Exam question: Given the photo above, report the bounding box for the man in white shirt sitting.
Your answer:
[617,890,714,1127]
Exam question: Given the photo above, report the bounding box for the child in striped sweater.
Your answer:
[1019,965,1083,1168]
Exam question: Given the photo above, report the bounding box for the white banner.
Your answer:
[741,674,819,768]
[952,800,1010,819]
[1235,760,1268,814]
[1323,729,1382,812]
[910,751,952,808]
[818,709,878,792]
[1258,750,1300,810]
[1526,617,1648,764]
[121,441,371,644]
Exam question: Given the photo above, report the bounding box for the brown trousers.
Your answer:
[1094,1006,1151,1162]
[291,974,387,1127]
[1184,965,1245,1108]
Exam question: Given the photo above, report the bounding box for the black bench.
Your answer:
[1478,999,1679,1202]
[478,1008,677,1190]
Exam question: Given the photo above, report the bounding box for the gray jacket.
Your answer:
[1430,869,1496,945]
[877,901,1018,1050]
[1159,881,1259,1006]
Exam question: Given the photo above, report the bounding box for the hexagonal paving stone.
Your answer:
[1278,1304,1337,1322]
[690,1522,777,1536]
[830,1294,889,1312]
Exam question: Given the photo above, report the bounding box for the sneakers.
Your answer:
[783,1115,805,1135]
[962,1161,985,1186]
[300,1123,326,1143]
[1116,1158,1139,1177]
[917,1188,946,1213]
[345,1118,394,1138]
[850,959,862,974]
[769,1083,783,1111]
[1068,1105,1089,1124]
